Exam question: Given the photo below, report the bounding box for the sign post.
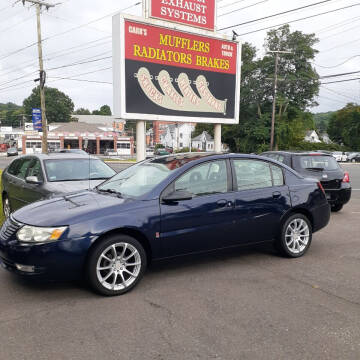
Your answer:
[113,3,241,161]
[31,108,42,132]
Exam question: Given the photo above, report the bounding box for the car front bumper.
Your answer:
[0,219,95,280]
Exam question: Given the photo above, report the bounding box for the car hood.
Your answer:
[45,179,106,194]
[12,190,133,227]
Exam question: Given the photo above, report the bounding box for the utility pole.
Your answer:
[268,50,292,151]
[20,0,57,153]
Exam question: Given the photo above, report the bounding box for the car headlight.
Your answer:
[16,225,67,243]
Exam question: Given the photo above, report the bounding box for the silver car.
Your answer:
[1,153,116,217]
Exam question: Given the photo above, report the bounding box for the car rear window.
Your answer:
[293,155,340,171]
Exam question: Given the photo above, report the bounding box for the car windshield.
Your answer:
[97,154,208,198]
[293,155,340,171]
[44,159,116,182]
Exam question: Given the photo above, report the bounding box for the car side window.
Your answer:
[16,158,33,179]
[271,164,284,186]
[174,160,228,196]
[7,159,21,176]
[277,155,285,163]
[233,159,273,191]
[27,159,43,181]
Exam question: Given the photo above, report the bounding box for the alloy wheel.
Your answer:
[285,218,310,254]
[96,242,142,291]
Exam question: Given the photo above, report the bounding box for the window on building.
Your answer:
[179,142,183,148]
[180,133,183,139]
[117,143,130,149]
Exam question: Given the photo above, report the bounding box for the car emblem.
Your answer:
[322,174,328,179]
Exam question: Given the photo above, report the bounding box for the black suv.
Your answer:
[261,151,351,212]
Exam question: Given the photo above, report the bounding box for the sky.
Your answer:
[0,0,359,115]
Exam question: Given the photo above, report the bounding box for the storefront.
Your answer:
[22,122,134,156]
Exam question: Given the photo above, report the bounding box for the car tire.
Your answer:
[331,203,343,212]
[275,214,312,258]
[3,195,11,218]
[86,234,147,296]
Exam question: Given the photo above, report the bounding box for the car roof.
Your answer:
[262,150,333,156]
[16,153,99,160]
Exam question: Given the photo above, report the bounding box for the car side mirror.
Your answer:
[26,176,42,185]
[162,190,193,203]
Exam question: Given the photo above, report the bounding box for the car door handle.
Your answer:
[217,200,233,208]
[272,191,281,199]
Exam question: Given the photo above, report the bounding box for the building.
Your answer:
[21,122,134,156]
[304,130,321,143]
[320,133,332,144]
[159,123,195,150]
[192,131,215,151]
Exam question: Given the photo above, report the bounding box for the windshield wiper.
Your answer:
[97,188,123,197]
[305,167,324,171]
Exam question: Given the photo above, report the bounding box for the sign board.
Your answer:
[113,14,241,124]
[31,108,42,131]
[0,126,12,133]
[145,0,216,31]
[24,122,34,131]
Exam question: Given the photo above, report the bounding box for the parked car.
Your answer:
[347,152,360,162]
[332,151,347,162]
[154,149,170,156]
[6,147,18,157]
[261,151,351,212]
[52,149,88,155]
[0,153,330,296]
[1,153,116,218]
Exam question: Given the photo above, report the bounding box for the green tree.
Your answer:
[74,108,91,115]
[222,25,320,153]
[0,103,25,127]
[92,105,112,115]
[193,123,213,138]
[328,103,360,150]
[23,86,74,123]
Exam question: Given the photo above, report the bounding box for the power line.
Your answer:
[320,22,360,41]
[218,0,268,18]
[316,15,360,34]
[321,85,359,102]
[321,77,360,84]
[48,77,112,84]
[46,55,112,71]
[233,3,360,36]
[49,66,112,79]
[0,2,140,61]
[43,12,110,34]
[218,0,248,9]
[320,70,360,79]
[321,35,360,53]
[0,36,111,77]
[314,55,360,69]
[219,0,337,31]
[0,14,35,34]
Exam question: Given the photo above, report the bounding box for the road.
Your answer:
[0,159,359,359]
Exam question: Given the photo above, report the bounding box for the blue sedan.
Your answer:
[0,153,330,296]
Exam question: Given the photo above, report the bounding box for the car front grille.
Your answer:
[321,179,342,190]
[0,216,22,242]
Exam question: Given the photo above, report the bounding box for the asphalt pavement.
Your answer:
[0,159,359,359]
